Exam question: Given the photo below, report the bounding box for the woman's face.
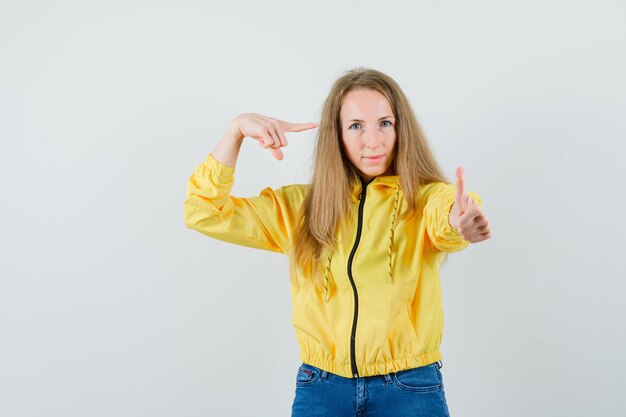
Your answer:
[340,88,396,182]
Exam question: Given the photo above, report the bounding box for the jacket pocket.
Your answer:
[403,303,421,351]
[295,363,321,388]
[392,363,442,392]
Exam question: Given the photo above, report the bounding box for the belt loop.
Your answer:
[436,360,443,369]
[321,370,328,380]
[383,373,392,384]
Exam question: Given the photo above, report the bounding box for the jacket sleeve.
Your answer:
[422,182,483,253]
[183,153,294,254]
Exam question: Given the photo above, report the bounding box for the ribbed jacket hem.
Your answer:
[299,349,443,379]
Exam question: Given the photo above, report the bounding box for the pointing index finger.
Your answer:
[282,122,319,132]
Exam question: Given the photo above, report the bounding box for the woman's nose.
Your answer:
[366,130,381,148]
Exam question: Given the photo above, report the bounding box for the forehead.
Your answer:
[340,88,393,118]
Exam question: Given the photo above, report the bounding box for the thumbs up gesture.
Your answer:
[448,167,492,243]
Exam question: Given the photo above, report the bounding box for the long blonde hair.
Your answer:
[288,67,451,289]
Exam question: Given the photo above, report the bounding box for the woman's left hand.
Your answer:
[449,167,492,243]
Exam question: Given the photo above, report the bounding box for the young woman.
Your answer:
[184,67,491,417]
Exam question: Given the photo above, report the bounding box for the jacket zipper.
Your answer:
[347,179,368,378]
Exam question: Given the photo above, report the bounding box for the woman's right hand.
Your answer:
[230,113,318,160]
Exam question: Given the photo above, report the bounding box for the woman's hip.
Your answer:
[291,361,450,417]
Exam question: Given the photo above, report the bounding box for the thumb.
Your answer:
[455,166,467,212]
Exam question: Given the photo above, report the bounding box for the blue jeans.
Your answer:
[291,361,450,417]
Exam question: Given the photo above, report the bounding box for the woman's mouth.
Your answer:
[364,155,384,163]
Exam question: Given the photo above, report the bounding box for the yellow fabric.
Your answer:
[184,153,483,378]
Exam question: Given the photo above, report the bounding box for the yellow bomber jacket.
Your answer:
[184,153,483,378]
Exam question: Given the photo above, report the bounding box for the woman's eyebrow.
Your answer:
[347,115,395,122]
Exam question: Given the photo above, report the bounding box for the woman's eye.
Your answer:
[348,121,392,130]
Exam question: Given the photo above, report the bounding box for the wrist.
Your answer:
[448,202,459,232]
[227,117,245,143]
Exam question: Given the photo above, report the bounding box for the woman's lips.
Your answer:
[364,155,384,162]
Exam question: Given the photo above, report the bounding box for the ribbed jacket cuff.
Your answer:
[204,153,235,182]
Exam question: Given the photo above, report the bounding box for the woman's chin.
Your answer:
[357,167,388,180]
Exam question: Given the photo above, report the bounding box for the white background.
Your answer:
[1,1,625,416]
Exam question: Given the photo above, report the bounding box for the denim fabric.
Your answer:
[291,361,450,417]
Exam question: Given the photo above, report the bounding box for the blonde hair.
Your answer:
[288,67,451,289]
